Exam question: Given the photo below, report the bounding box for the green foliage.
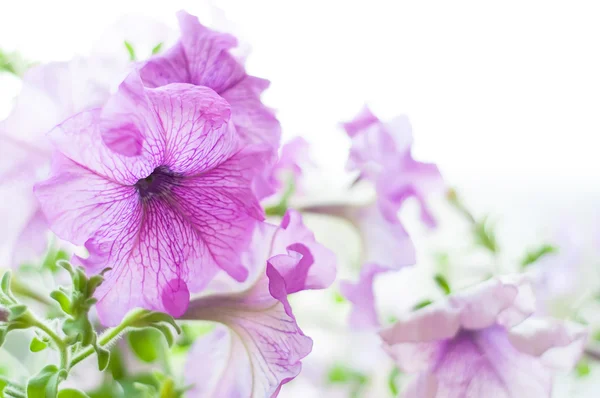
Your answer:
[576,358,591,377]
[327,364,369,385]
[387,367,401,396]
[151,43,163,55]
[26,365,67,398]
[264,177,295,217]
[433,274,451,295]
[520,244,558,268]
[124,41,136,61]
[473,217,498,253]
[332,291,346,304]
[58,388,91,398]
[412,299,433,310]
[128,329,163,363]
[30,337,48,353]
[0,48,30,76]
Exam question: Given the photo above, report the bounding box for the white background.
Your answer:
[3,0,600,238]
[2,1,600,396]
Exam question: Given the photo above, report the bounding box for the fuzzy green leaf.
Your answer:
[30,337,48,353]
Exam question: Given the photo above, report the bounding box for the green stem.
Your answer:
[3,386,26,398]
[69,309,145,370]
[29,314,69,369]
[10,278,54,307]
[1,377,26,398]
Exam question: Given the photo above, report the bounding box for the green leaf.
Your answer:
[412,299,433,310]
[158,378,176,398]
[128,329,162,363]
[50,290,72,315]
[58,388,91,398]
[576,358,591,377]
[8,304,28,321]
[95,345,111,371]
[26,365,66,398]
[327,364,368,385]
[30,337,48,353]
[151,43,163,55]
[521,244,558,268]
[473,217,498,253]
[124,41,136,61]
[332,291,346,304]
[107,346,127,380]
[387,367,401,396]
[433,274,451,295]
[1,271,11,294]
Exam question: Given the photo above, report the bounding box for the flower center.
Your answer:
[134,166,177,199]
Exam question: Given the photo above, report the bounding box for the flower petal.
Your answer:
[507,318,587,370]
[339,262,387,330]
[379,304,461,372]
[169,147,267,281]
[351,204,416,270]
[47,108,154,185]
[143,82,238,175]
[92,195,222,325]
[220,75,281,150]
[183,260,313,397]
[270,210,337,292]
[34,153,140,246]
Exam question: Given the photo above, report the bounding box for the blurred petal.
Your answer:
[339,262,387,329]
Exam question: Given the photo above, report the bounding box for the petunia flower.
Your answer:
[0,58,121,267]
[379,277,586,397]
[181,210,336,397]
[342,106,444,227]
[127,10,281,157]
[35,72,268,325]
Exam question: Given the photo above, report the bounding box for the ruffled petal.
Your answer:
[183,259,313,397]
[177,10,246,92]
[339,262,387,330]
[507,318,587,370]
[221,75,281,150]
[271,210,337,291]
[341,106,379,138]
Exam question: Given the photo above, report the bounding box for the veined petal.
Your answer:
[169,147,266,281]
[177,10,246,92]
[47,108,154,185]
[183,260,312,397]
[145,83,237,175]
[93,196,222,325]
[34,154,140,247]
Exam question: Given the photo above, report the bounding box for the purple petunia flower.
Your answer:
[380,277,586,397]
[35,72,269,325]
[182,210,336,397]
[342,106,444,227]
[101,11,281,163]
